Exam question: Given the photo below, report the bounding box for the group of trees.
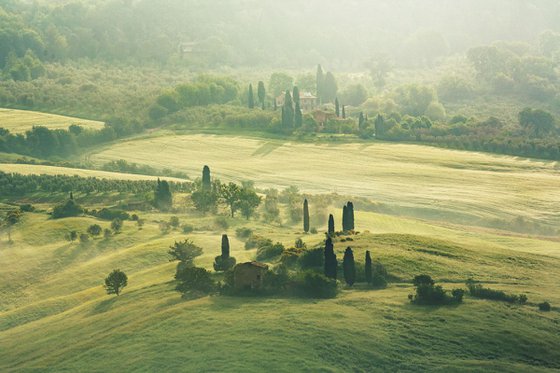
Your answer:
[316,65,338,104]
[0,172,190,198]
[191,166,261,219]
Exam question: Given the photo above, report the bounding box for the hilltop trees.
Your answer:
[214,234,236,271]
[104,269,128,296]
[343,247,356,286]
[324,237,337,280]
[154,179,172,211]
[303,199,310,233]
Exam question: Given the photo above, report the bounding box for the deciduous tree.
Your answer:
[104,269,128,296]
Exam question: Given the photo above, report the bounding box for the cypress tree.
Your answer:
[347,202,355,231]
[202,165,211,191]
[155,179,172,211]
[293,86,300,106]
[343,247,356,286]
[328,214,335,236]
[221,234,230,259]
[69,192,74,200]
[365,250,372,284]
[323,72,338,103]
[335,98,340,117]
[295,101,303,128]
[248,84,255,109]
[282,90,294,129]
[342,105,346,119]
[342,204,348,231]
[359,112,365,130]
[273,99,277,111]
[375,114,384,137]
[257,81,266,109]
[303,199,310,233]
[324,237,337,279]
[316,64,324,104]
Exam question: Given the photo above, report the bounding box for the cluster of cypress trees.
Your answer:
[154,178,173,211]
[248,81,266,110]
[342,202,355,232]
[324,239,376,287]
[316,64,338,104]
[281,86,303,129]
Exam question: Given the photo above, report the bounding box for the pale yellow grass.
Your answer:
[90,134,560,225]
[0,108,104,134]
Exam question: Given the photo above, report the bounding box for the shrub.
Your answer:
[19,204,35,212]
[294,238,306,249]
[182,224,194,234]
[79,233,89,243]
[245,235,272,250]
[87,224,102,237]
[280,247,304,267]
[371,273,388,289]
[256,242,285,261]
[538,301,551,312]
[95,208,130,221]
[310,227,318,234]
[235,227,253,239]
[169,216,180,228]
[466,280,527,304]
[52,200,83,219]
[410,275,462,305]
[296,272,337,299]
[297,247,324,270]
[175,266,215,294]
[214,216,229,230]
[213,256,237,272]
[103,228,112,239]
[111,218,123,233]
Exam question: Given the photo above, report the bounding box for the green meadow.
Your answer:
[1,196,559,372]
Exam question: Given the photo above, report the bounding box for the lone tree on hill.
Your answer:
[365,250,372,284]
[343,247,356,286]
[257,81,266,110]
[324,237,337,280]
[328,214,335,236]
[248,84,255,109]
[202,165,211,191]
[154,179,172,211]
[104,269,128,296]
[303,199,310,233]
[214,234,236,271]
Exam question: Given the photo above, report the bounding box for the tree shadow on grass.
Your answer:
[90,296,118,315]
[252,142,284,157]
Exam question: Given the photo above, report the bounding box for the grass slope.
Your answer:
[1,207,559,372]
[0,108,104,134]
[88,133,560,230]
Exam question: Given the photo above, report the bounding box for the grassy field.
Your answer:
[0,108,104,134]
[88,133,560,230]
[1,202,559,372]
[0,163,187,182]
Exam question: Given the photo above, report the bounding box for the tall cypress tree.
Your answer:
[293,86,300,106]
[343,247,356,286]
[324,237,337,279]
[282,90,294,129]
[347,202,355,231]
[248,84,255,109]
[303,199,310,233]
[375,114,384,138]
[202,165,211,191]
[342,204,348,231]
[221,234,230,259]
[365,250,372,284]
[257,81,266,109]
[324,72,338,103]
[335,98,340,117]
[295,101,303,128]
[155,179,172,211]
[342,105,346,119]
[316,64,324,104]
[328,214,335,236]
[359,112,365,130]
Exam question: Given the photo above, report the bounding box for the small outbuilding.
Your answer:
[233,262,269,291]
